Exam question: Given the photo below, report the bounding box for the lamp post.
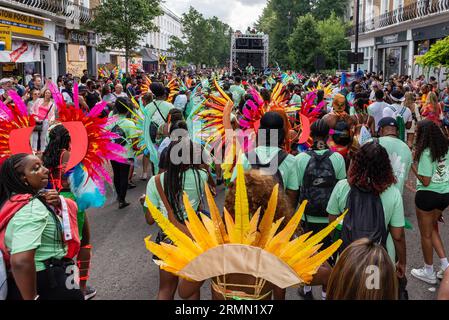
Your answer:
[287,11,292,34]
[354,0,360,72]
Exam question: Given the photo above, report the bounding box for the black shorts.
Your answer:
[415,190,449,212]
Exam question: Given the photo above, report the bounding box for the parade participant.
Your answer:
[42,125,96,300]
[229,76,246,107]
[61,80,74,104]
[142,128,211,300]
[350,93,375,152]
[296,119,346,300]
[382,90,412,142]
[404,91,422,148]
[140,93,154,181]
[323,94,353,160]
[368,89,391,131]
[411,120,449,284]
[233,112,299,208]
[421,91,442,126]
[26,89,40,114]
[144,165,344,301]
[31,89,55,152]
[327,141,406,274]
[110,97,138,208]
[147,82,174,145]
[85,80,101,111]
[327,238,398,300]
[101,84,115,112]
[378,117,412,195]
[0,154,83,300]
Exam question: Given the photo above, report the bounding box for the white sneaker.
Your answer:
[411,267,437,284]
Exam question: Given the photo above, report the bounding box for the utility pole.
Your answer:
[354,0,360,72]
[287,11,292,35]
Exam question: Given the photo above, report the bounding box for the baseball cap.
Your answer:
[378,117,398,129]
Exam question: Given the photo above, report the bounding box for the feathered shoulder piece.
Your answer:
[49,82,127,195]
[0,90,36,165]
[144,165,346,290]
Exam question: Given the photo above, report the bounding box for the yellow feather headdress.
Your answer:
[144,165,346,288]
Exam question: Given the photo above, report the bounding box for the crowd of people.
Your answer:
[1,64,449,301]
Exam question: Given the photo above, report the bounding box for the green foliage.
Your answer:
[316,13,351,70]
[288,14,320,72]
[416,36,449,67]
[169,6,232,67]
[89,0,162,73]
[257,0,350,70]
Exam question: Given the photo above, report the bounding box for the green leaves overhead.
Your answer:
[416,36,449,67]
[168,6,232,67]
[89,0,163,73]
[257,0,350,71]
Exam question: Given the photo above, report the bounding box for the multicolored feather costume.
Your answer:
[145,165,346,292]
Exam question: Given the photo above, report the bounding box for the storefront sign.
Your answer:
[0,26,12,51]
[0,9,44,37]
[375,31,407,46]
[0,40,40,63]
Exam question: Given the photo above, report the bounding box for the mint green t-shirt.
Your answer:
[113,115,138,159]
[146,100,174,128]
[379,136,412,195]
[417,149,449,194]
[296,150,347,224]
[326,179,405,261]
[229,85,246,106]
[290,94,302,106]
[145,169,209,219]
[5,198,67,272]
[232,146,299,191]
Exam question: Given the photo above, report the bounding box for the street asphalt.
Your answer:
[86,162,449,300]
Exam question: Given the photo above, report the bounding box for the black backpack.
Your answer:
[111,123,127,146]
[246,149,289,189]
[340,186,388,253]
[299,150,337,218]
[150,101,168,143]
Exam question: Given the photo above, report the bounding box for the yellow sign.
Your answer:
[0,26,11,51]
[159,54,167,64]
[0,9,44,37]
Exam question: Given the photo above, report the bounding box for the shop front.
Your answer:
[0,8,54,83]
[375,31,409,78]
[56,26,96,77]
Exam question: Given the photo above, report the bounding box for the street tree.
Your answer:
[169,7,232,68]
[288,13,319,72]
[89,0,162,74]
[416,36,449,67]
[317,13,351,70]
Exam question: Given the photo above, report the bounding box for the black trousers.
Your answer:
[7,264,84,300]
[111,160,130,203]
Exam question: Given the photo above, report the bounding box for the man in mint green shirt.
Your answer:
[231,112,299,208]
[378,117,412,195]
[229,76,246,107]
[296,120,347,226]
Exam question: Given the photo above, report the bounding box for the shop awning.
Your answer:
[11,32,55,44]
[140,48,159,62]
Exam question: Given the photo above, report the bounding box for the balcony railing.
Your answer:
[3,0,93,24]
[349,0,449,35]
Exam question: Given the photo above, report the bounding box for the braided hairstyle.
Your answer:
[0,154,36,208]
[348,141,396,195]
[43,125,71,171]
[415,120,449,162]
[0,154,64,245]
[163,128,208,222]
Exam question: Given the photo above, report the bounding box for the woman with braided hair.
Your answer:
[141,123,213,300]
[0,154,83,300]
[42,125,96,300]
[411,120,449,284]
